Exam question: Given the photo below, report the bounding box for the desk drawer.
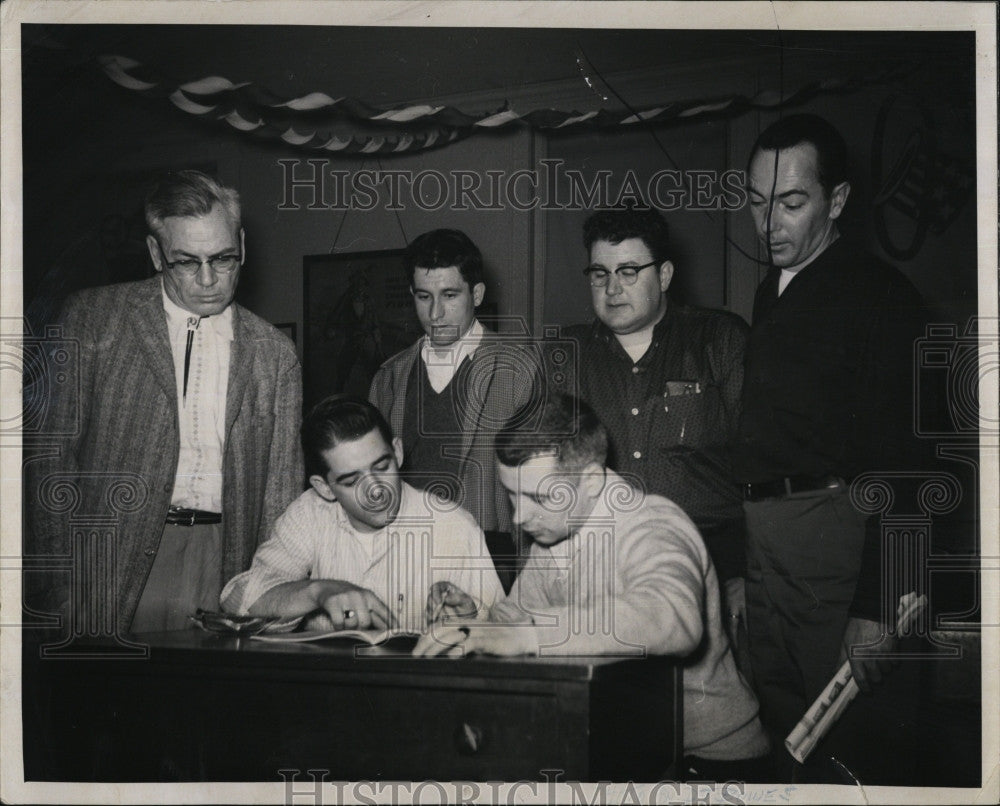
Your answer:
[25,640,675,782]
[35,667,589,781]
[259,679,587,780]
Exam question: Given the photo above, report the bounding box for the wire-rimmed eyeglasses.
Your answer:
[154,240,241,275]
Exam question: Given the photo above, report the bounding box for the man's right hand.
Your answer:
[425,581,478,625]
[312,580,397,631]
[838,616,898,694]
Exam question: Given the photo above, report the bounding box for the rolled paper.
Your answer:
[785,662,859,763]
[785,593,927,763]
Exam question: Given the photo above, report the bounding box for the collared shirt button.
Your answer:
[633,450,642,459]
[631,407,640,416]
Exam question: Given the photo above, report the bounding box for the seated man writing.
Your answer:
[415,394,770,778]
[221,396,503,632]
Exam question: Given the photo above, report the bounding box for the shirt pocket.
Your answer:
[656,381,720,447]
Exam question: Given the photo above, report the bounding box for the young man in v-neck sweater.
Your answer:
[369,230,540,589]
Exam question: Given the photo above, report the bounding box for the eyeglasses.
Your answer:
[155,240,241,275]
[583,261,658,287]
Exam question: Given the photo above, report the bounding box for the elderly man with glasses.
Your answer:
[25,169,303,636]
[557,207,750,641]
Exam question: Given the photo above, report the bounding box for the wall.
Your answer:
[725,39,979,329]
[21,62,537,357]
[234,128,536,339]
[22,29,979,356]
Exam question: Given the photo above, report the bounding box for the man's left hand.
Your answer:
[839,616,899,693]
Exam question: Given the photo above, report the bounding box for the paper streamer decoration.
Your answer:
[98,54,911,156]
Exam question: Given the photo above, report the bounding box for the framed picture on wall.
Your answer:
[303,249,422,408]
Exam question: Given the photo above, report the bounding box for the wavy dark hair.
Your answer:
[582,207,671,264]
[302,395,394,478]
[404,228,484,289]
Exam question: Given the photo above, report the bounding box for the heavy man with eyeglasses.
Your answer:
[25,170,303,635]
[559,208,750,632]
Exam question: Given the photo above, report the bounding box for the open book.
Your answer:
[251,628,422,648]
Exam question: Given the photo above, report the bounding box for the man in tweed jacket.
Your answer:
[25,170,303,636]
[369,230,539,584]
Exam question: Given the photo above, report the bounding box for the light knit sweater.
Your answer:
[490,470,769,761]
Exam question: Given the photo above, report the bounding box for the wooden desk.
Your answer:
[23,631,682,782]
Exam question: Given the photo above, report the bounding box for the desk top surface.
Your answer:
[28,628,671,683]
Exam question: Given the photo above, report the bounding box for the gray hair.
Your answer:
[144,169,241,236]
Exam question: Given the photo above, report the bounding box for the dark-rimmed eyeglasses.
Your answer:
[583,261,657,287]
[155,240,241,275]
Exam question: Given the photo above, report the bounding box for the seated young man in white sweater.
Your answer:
[415,394,771,779]
[222,396,502,633]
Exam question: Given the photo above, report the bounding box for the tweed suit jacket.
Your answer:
[369,326,540,533]
[25,276,304,632]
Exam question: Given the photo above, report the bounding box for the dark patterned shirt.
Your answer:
[559,302,749,579]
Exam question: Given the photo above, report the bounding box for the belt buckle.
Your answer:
[187,510,196,527]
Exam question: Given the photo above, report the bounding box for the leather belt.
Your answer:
[742,475,847,502]
[166,507,222,526]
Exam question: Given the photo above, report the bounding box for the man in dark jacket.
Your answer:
[734,114,928,779]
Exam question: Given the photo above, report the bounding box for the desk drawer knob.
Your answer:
[454,722,484,755]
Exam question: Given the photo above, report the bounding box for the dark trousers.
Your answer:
[744,488,923,785]
[744,486,866,738]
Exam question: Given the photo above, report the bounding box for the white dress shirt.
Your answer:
[221,482,504,632]
[420,318,485,393]
[162,284,233,512]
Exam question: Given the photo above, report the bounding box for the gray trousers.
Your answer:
[129,522,223,633]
